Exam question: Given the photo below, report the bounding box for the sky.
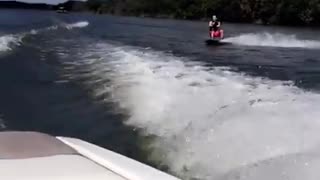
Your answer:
[0,0,85,5]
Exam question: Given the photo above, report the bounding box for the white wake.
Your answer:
[0,21,89,53]
[65,21,89,29]
[0,35,21,52]
[224,33,320,48]
[33,21,90,34]
[65,43,320,180]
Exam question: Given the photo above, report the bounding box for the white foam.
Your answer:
[223,33,320,48]
[0,35,21,52]
[68,43,320,180]
[31,21,89,34]
[45,25,58,31]
[65,21,89,30]
[0,21,89,53]
[30,29,38,35]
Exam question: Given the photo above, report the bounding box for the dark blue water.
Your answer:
[0,10,147,162]
[1,9,320,180]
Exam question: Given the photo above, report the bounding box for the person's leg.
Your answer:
[211,31,215,38]
[220,29,224,39]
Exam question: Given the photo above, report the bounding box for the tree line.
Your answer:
[86,0,320,26]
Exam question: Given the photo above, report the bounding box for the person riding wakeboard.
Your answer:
[209,15,224,39]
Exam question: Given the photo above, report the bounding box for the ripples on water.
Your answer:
[61,43,320,180]
[1,10,320,180]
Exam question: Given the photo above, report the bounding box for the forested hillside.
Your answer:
[86,0,320,25]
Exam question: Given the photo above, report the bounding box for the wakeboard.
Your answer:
[205,39,228,46]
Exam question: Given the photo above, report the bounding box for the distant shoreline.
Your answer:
[0,1,87,11]
[1,0,320,27]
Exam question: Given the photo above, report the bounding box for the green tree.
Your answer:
[85,0,320,26]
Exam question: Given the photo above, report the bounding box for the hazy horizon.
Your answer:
[0,0,85,5]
